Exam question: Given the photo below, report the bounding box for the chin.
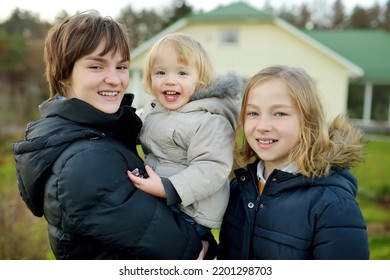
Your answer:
[99,104,121,114]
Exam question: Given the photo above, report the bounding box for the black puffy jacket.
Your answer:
[12,95,202,259]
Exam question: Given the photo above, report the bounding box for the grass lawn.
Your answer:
[353,139,390,197]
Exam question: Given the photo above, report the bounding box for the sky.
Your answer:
[0,0,387,23]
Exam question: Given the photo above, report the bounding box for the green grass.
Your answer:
[352,140,390,198]
[369,234,390,260]
[352,139,390,228]
[358,196,389,224]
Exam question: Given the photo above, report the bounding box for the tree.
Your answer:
[383,0,390,31]
[118,0,193,48]
[0,10,49,127]
[349,6,371,28]
[368,3,382,28]
[162,0,193,29]
[0,28,26,77]
[297,3,312,28]
[2,8,50,40]
[118,6,165,48]
[278,4,298,27]
[332,0,346,28]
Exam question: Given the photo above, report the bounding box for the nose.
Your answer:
[163,73,177,85]
[255,115,272,131]
[104,68,121,85]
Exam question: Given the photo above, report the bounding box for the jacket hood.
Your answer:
[186,71,243,128]
[12,94,142,217]
[190,71,243,101]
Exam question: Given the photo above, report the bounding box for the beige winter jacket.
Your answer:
[139,72,242,228]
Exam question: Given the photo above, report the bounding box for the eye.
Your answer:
[275,112,287,117]
[246,111,258,117]
[117,65,128,70]
[155,71,165,75]
[178,71,187,76]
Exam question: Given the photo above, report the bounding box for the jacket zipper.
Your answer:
[255,196,263,212]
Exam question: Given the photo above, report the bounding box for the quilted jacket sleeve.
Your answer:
[312,192,370,260]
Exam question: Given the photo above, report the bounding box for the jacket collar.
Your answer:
[39,94,142,147]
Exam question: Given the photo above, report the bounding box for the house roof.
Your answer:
[131,2,275,58]
[304,29,390,83]
[188,1,274,21]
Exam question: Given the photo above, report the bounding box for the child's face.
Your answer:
[150,45,199,110]
[244,78,300,172]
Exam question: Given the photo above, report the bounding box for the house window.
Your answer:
[219,29,239,46]
[347,84,365,119]
[348,84,390,122]
[371,85,390,122]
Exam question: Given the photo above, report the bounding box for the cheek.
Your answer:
[243,122,253,139]
[192,81,199,92]
[283,125,300,146]
[150,82,159,94]
[122,74,130,86]
[151,77,161,88]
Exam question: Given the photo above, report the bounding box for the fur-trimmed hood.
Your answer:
[184,71,243,128]
[190,71,243,101]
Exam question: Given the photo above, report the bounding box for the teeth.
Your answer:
[99,91,119,96]
[258,139,275,144]
[165,91,177,95]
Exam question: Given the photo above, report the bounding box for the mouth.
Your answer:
[164,91,179,95]
[163,91,180,102]
[98,91,119,97]
[257,139,278,144]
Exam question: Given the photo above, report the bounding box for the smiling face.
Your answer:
[65,40,130,114]
[244,78,301,175]
[150,44,199,110]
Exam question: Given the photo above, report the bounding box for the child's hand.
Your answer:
[127,165,166,198]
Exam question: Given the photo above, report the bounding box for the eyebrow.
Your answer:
[245,103,258,109]
[246,103,294,110]
[85,55,128,63]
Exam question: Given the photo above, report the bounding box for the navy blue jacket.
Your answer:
[12,95,202,259]
[218,161,369,259]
